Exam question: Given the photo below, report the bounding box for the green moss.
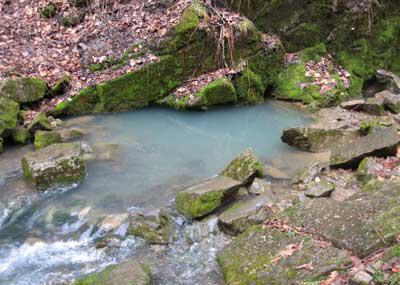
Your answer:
[0,77,47,103]
[50,74,70,96]
[0,97,19,137]
[27,113,52,133]
[40,3,57,18]
[34,130,62,149]
[52,210,76,226]
[359,119,392,135]
[234,68,265,104]
[390,244,400,258]
[176,191,224,219]
[11,127,30,145]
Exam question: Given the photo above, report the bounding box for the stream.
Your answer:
[0,101,311,285]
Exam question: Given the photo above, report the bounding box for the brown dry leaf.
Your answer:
[296,261,313,271]
[320,271,340,285]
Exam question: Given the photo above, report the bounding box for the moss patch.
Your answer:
[0,77,47,103]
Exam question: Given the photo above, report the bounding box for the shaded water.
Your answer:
[0,102,311,284]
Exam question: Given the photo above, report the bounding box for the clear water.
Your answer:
[0,101,311,284]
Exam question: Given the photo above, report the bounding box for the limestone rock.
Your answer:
[97,213,129,234]
[74,260,152,285]
[330,127,400,168]
[82,143,120,161]
[0,97,19,137]
[0,77,47,103]
[305,178,335,198]
[350,270,373,285]
[128,209,175,244]
[11,127,30,145]
[175,176,241,219]
[357,157,381,183]
[340,99,366,110]
[220,148,263,184]
[281,127,358,152]
[27,113,52,134]
[362,98,385,116]
[382,91,400,114]
[292,161,327,185]
[21,143,86,190]
[376,69,400,93]
[248,178,271,195]
[34,130,62,149]
[217,226,350,284]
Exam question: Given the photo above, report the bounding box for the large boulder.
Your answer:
[282,181,400,258]
[74,260,152,285]
[21,143,86,190]
[217,226,350,284]
[376,69,400,94]
[175,176,241,219]
[128,208,175,244]
[0,97,19,137]
[281,127,358,152]
[330,127,400,168]
[0,77,47,103]
[220,148,264,184]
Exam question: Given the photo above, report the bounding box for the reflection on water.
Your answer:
[0,102,311,284]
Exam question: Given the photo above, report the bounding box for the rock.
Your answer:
[97,213,129,234]
[157,77,237,110]
[74,260,152,285]
[0,97,19,137]
[340,99,366,110]
[248,178,271,195]
[330,127,400,168]
[21,143,86,190]
[34,130,62,149]
[217,195,273,235]
[50,74,70,96]
[0,77,47,103]
[27,113,52,134]
[175,176,242,219]
[0,138,3,153]
[58,128,85,141]
[234,68,265,104]
[381,91,400,113]
[305,178,335,198]
[217,226,350,284]
[282,181,400,257]
[281,127,358,152]
[220,148,263,184]
[61,10,85,27]
[362,98,385,116]
[376,69,400,93]
[40,2,57,18]
[128,208,175,244]
[292,161,327,185]
[263,165,290,180]
[356,157,381,183]
[11,127,30,145]
[350,270,373,285]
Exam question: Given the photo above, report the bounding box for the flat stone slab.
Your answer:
[330,127,400,168]
[176,175,242,219]
[74,259,151,285]
[217,226,350,284]
[305,178,335,198]
[21,143,86,190]
[340,99,366,110]
[282,181,400,257]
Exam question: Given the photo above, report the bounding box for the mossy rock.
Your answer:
[0,77,47,103]
[50,74,71,97]
[40,3,57,18]
[234,68,265,104]
[27,113,52,134]
[157,77,237,110]
[220,148,264,184]
[34,130,62,149]
[11,127,30,145]
[175,176,242,219]
[21,143,86,191]
[74,260,152,285]
[217,226,350,284]
[0,97,19,137]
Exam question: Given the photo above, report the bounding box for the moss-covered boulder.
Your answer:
[0,77,47,103]
[74,260,152,285]
[356,157,381,183]
[11,127,30,145]
[21,143,86,190]
[176,176,242,219]
[0,97,19,137]
[305,179,335,198]
[217,226,350,284]
[27,113,52,134]
[158,77,237,110]
[128,208,175,244]
[220,148,264,184]
[234,68,265,104]
[34,130,62,149]
[282,181,400,257]
[281,127,359,152]
[273,44,362,107]
[50,74,71,97]
[330,127,400,168]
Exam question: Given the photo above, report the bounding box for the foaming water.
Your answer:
[0,101,311,284]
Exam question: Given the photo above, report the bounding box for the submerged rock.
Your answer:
[175,176,241,219]
[281,127,358,152]
[220,148,263,184]
[97,213,129,234]
[217,226,350,284]
[0,77,47,103]
[21,143,86,190]
[128,208,175,244]
[34,130,62,149]
[74,260,152,285]
[0,97,19,137]
[82,143,120,161]
[330,127,400,168]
